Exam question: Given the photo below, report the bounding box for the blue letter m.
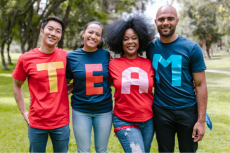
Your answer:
[153,54,182,86]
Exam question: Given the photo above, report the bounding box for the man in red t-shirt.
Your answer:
[12,17,70,152]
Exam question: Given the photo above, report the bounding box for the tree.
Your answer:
[57,0,155,49]
[0,0,36,70]
[18,0,66,54]
[177,0,223,58]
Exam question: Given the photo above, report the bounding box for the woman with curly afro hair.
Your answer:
[106,15,155,153]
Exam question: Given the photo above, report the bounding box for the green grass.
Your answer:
[0,51,230,152]
[205,50,230,71]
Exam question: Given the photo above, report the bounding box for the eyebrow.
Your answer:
[47,26,62,31]
[88,29,101,35]
[158,16,175,19]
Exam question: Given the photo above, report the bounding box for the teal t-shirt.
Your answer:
[147,35,206,110]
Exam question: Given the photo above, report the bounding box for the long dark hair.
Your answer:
[80,21,105,49]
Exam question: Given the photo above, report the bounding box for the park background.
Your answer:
[0,0,230,152]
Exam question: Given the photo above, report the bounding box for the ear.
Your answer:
[82,30,85,38]
[154,19,157,24]
[176,18,179,24]
[40,28,43,36]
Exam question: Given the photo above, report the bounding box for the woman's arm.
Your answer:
[66,79,73,94]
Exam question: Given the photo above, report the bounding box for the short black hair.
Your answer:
[41,16,65,32]
[80,21,105,49]
[105,15,155,56]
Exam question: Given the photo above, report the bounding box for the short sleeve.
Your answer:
[190,43,206,73]
[12,56,27,81]
[66,54,73,80]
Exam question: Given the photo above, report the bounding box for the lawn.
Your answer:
[0,51,230,152]
[205,50,230,71]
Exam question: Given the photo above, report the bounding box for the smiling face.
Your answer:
[82,23,102,52]
[40,20,62,48]
[155,5,179,38]
[122,28,139,59]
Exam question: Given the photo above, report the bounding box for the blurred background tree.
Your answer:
[177,0,230,59]
[0,0,154,70]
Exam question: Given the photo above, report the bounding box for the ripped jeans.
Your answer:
[113,115,154,153]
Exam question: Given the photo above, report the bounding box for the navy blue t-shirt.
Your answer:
[147,35,206,110]
[66,48,112,113]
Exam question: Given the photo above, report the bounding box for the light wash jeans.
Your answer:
[113,115,154,153]
[28,124,70,153]
[72,109,112,153]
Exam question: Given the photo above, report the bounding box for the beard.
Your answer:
[158,26,176,37]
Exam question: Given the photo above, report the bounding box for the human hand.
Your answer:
[192,121,205,142]
[193,81,196,92]
[22,111,30,125]
[67,83,73,95]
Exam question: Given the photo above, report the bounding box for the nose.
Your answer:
[128,38,133,44]
[91,33,96,39]
[50,30,56,36]
[163,19,169,25]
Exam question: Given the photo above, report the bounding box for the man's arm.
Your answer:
[192,70,207,142]
[13,78,29,125]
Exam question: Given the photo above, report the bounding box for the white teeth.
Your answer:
[49,37,55,40]
[89,40,96,43]
[128,47,135,49]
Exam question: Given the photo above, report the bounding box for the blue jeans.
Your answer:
[72,109,112,153]
[113,115,154,153]
[28,125,70,153]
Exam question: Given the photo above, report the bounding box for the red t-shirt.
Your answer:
[12,47,69,129]
[109,56,154,122]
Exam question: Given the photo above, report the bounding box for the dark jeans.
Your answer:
[153,104,198,152]
[28,125,70,153]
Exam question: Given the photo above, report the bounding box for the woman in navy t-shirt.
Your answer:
[66,21,112,153]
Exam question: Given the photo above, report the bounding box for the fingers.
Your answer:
[193,81,196,92]
[67,83,73,94]
[192,122,205,142]
[192,128,196,139]
[193,132,204,142]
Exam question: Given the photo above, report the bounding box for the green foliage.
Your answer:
[178,0,218,41]
[177,0,230,58]
[58,0,146,50]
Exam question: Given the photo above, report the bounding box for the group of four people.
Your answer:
[12,5,207,153]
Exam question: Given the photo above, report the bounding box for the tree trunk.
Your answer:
[7,38,12,64]
[205,43,211,59]
[21,42,26,54]
[1,42,9,70]
[58,4,71,48]
[36,0,41,13]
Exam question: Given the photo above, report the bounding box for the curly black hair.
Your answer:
[105,15,155,56]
